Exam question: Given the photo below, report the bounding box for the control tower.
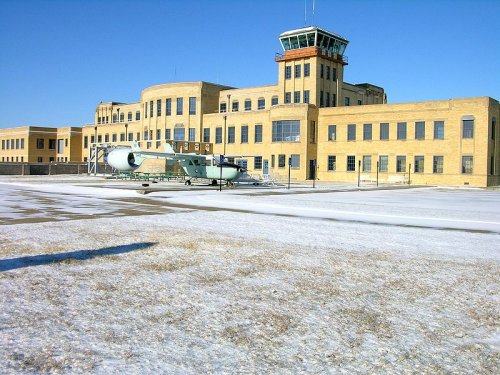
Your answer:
[276,26,349,108]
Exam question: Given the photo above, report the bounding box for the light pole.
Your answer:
[125,124,128,143]
[223,114,227,155]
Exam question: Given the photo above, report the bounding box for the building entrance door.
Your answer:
[309,159,316,180]
[263,159,269,175]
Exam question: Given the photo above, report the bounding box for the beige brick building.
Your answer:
[2,25,499,186]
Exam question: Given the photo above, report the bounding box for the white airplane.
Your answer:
[106,142,246,185]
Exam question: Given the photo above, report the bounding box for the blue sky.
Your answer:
[0,0,498,128]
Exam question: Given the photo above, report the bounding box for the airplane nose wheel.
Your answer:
[211,179,218,186]
[185,180,192,186]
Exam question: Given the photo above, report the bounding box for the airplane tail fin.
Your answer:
[163,143,175,154]
[131,141,141,152]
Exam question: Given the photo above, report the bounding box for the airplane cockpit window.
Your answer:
[188,160,194,166]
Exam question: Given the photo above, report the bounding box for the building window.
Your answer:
[290,154,300,168]
[396,156,406,172]
[144,130,149,141]
[1,140,4,150]
[432,156,444,173]
[255,124,263,143]
[37,157,43,162]
[16,139,19,149]
[232,101,239,112]
[135,132,140,141]
[463,119,474,138]
[156,129,161,140]
[347,155,356,171]
[136,111,141,121]
[278,154,286,168]
[434,121,444,139]
[294,91,300,103]
[380,123,389,140]
[83,136,88,149]
[174,128,185,141]
[113,114,117,123]
[326,66,330,80]
[228,126,235,144]
[244,99,252,111]
[492,117,496,140]
[304,63,310,77]
[304,90,310,104]
[320,64,324,78]
[127,112,132,122]
[166,99,172,116]
[220,102,227,113]
[104,134,109,143]
[271,96,278,106]
[241,125,248,143]
[414,156,424,173]
[203,128,210,143]
[90,135,95,144]
[357,100,362,106]
[119,113,124,122]
[189,128,195,142]
[462,156,473,174]
[149,100,153,117]
[285,66,291,79]
[272,120,300,142]
[128,133,134,141]
[176,98,183,115]
[165,129,171,140]
[157,99,162,116]
[271,155,275,168]
[363,124,372,141]
[347,124,356,141]
[379,155,388,172]
[332,68,337,81]
[294,64,301,78]
[254,156,262,170]
[397,122,407,140]
[120,133,125,142]
[327,155,336,171]
[189,97,196,115]
[328,125,337,141]
[112,133,117,142]
[20,139,25,149]
[48,139,56,150]
[285,92,291,104]
[362,155,372,172]
[326,92,330,107]
[320,91,324,108]
[215,127,222,144]
[415,121,425,140]
[257,98,265,110]
[344,97,350,106]
[332,94,337,107]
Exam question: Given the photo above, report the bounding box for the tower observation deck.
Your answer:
[276,26,348,65]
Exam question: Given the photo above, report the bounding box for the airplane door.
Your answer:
[263,159,269,175]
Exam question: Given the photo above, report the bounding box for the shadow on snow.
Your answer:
[0,242,157,272]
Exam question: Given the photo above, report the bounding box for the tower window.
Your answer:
[285,66,291,79]
[304,63,310,77]
[245,99,252,111]
[294,65,301,78]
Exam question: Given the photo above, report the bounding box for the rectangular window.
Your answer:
[176,98,183,115]
[203,128,210,143]
[136,111,140,121]
[463,119,474,138]
[255,124,263,143]
[304,90,310,104]
[290,154,300,168]
[414,156,424,173]
[104,134,109,143]
[245,99,251,111]
[112,133,117,142]
[150,100,154,117]
[320,91,324,107]
[320,64,324,78]
[241,125,248,143]
[128,112,132,121]
[434,121,444,139]
[97,135,102,143]
[328,125,337,141]
[189,128,195,142]
[272,120,300,142]
[462,156,473,174]
[285,66,291,79]
[83,136,88,148]
[347,124,356,141]
[432,156,444,173]
[232,101,239,112]
[119,113,124,122]
[271,155,275,168]
[326,66,330,80]
[492,117,496,140]
[362,155,371,172]
[326,92,330,107]
[363,124,372,141]
[327,155,336,171]
[15,139,19,149]
[156,129,161,140]
[397,122,407,140]
[228,126,235,144]
[285,92,291,104]
[396,156,406,172]
[166,99,172,116]
[136,132,141,141]
[113,114,117,123]
[379,155,388,172]
[415,121,425,140]
[347,155,356,171]
[165,129,171,140]
[380,123,389,140]
[157,99,162,116]
[304,63,310,77]
[254,156,262,170]
[90,135,95,144]
[1,140,4,150]
[294,91,300,103]
[48,139,56,150]
[174,128,185,141]
[215,127,222,144]
[278,154,286,168]
[219,102,227,113]
[120,133,125,142]
[332,68,337,81]
[257,98,265,110]
[357,100,362,106]
[143,130,148,141]
[128,133,133,141]
[189,97,196,115]
[20,139,25,149]
[294,64,301,78]
[271,96,278,106]
[344,97,350,106]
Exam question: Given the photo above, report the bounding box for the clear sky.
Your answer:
[0,0,498,129]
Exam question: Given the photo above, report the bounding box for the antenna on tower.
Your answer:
[312,0,316,25]
[304,0,307,25]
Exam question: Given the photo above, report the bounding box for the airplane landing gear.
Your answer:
[211,179,218,186]
[185,180,192,186]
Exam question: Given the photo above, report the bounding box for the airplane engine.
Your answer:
[107,148,142,171]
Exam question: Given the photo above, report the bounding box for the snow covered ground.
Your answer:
[0,176,499,373]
